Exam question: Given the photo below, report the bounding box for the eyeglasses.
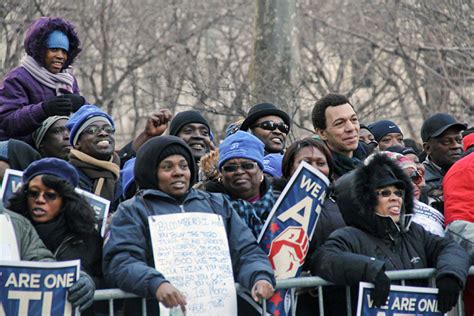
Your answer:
[375,189,405,198]
[82,125,115,135]
[26,189,59,202]
[251,121,289,134]
[221,162,258,173]
[410,170,423,185]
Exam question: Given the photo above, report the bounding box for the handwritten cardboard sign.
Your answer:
[149,212,237,316]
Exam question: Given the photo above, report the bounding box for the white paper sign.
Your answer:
[148,212,237,316]
[0,214,20,261]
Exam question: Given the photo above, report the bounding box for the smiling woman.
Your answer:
[0,17,85,145]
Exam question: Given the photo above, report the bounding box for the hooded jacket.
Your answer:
[0,17,81,144]
[311,154,469,293]
[103,136,275,310]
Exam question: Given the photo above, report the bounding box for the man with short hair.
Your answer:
[420,113,466,212]
[368,119,404,150]
[311,93,362,178]
[66,105,121,209]
[169,110,213,162]
[240,103,291,154]
[32,116,71,160]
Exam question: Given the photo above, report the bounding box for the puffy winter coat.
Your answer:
[103,188,275,298]
[311,154,469,309]
[0,17,81,144]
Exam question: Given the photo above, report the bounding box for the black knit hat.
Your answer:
[135,136,196,190]
[169,111,210,136]
[240,103,291,131]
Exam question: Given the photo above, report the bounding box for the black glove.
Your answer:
[42,96,73,116]
[436,276,461,313]
[372,270,391,307]
[68,271,95,312]
[61,93,85,111]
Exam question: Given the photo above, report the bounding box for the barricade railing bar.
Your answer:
[93,266,474,315]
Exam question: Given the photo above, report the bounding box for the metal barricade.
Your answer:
[93,266,474,315]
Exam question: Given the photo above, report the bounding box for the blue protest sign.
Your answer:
[75,188,110,237]
[0,169,23,206]
[357,282,447,316]
[0,260,79,316]
[258,161,329,315]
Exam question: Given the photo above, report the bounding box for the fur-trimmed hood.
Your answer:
[334,153,414,237]
[23,17,81,70]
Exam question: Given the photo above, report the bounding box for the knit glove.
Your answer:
[42,96,73,116]
[68,271,95,312]
[436,275,461,313]
[61,93,85,112]
[372,270,391,307]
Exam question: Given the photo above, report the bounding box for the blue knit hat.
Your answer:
[46,30,69,51]
[23,157,78,188]
[263,153,283,178]
[66,105,114,146]
[121,158,136,198]
[368,120,403,142]
[218,131,265,170]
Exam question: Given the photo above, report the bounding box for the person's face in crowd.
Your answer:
[221,158,263,200]
[27,175,63,223]
[402,165,422,200]
[0,161,10,183]
[318,104,360,157]
[250,115,288,153]
[156,154,191,198]
[39,119,71,160]
[44,48,68,74]
[359,128,375,144]
[177,123,211,160]
[404,153,425,198]
[374,184,404,222]
[290,146,330,178]
[424,127,463,171]
[76,121,115,160]
[378,133,403,151]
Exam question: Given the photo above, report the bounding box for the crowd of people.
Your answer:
[0,16,473,316]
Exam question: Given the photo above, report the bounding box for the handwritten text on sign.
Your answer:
[149,213,237,316]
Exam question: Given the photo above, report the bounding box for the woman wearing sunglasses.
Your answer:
[383,151,445,237]
[311,153,469,314]
[8,157,101,314]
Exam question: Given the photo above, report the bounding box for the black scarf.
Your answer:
[331,151,361,179]
[34,213,68,253]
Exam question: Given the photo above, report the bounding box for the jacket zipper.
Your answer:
[54,235,75,258]
[179,205,185,213]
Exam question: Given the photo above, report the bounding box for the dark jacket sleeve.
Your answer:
[220,195,276,290]
[102,202,167,298]
[418,224,470,286]
[311,227,385,285]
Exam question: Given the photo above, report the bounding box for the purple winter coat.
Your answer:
[0,17,81,145]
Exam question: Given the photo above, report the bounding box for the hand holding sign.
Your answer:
[68,271,95,312]
[436,275,461,313]
[251,280,275,302]
[156,282,187,313]
[372,270,391,307]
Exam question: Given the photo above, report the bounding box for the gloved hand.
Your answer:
[61,93,85,111]
[68,271,95,312]
[436,275,462,313]
[42,96,73,116]
[372,270,391,307]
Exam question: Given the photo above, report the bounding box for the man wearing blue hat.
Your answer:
[368,119,404,150]
[66,105,121,210]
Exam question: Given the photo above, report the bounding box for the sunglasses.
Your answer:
[221,162,258,173]
[410,170,423,185]
[82,125,115,135]
[375,189,405,198]
[251,121,289,134]
[26,189,59,202]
